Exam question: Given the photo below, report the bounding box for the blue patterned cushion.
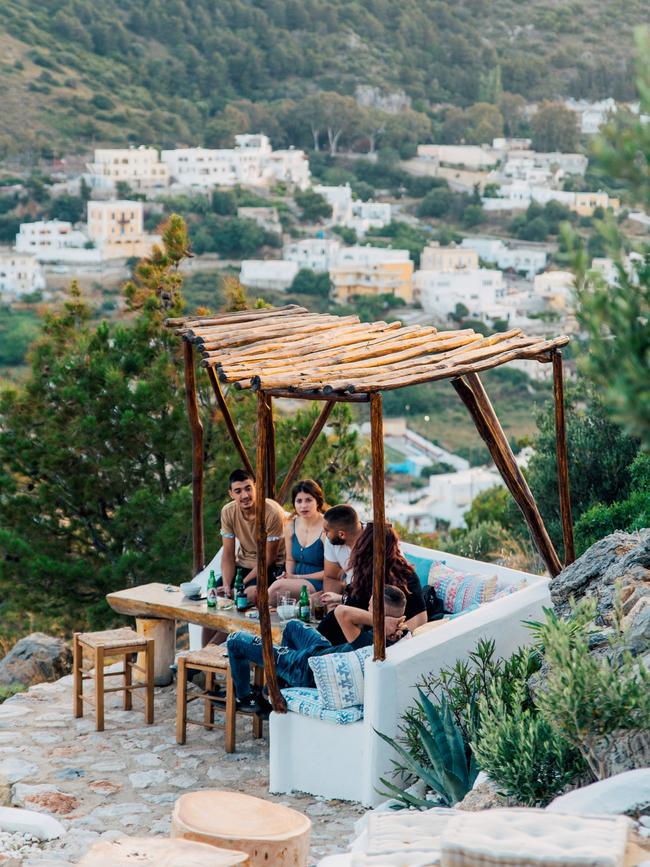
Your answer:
[281,687,364,724]
[428,562,497,613]
[404,551,441,587]
[308,646,372,710]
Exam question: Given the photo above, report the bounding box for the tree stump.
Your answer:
[78,836,249,866]
[171,791,312,867]
[135,616,175,686]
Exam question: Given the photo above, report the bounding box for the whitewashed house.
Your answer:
[86,146,170,193]
[565,98,618,135]
[283,238,341,273]
[461,237,548,279]
[416,144,498,170]
[415,267,506,320]
[347,200,392,236]
[534,270,575,309]
[313,184,353,225]
[15,219,101,264]
[0,252,46,298]
[240,259,299,291]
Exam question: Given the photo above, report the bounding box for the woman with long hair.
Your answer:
[318,522,427,644]
[268,479,327,607]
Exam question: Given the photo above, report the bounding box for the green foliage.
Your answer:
[417,187,452,219]
[531,101,579,151]
[0,684,25,705]
[294,188,332,222]
[536,598,650,779]
[289,269,331,297]
[0,306,42,367]
[377,691,479,807]
[473,685,586,805]
[441,102,504,145]
[365,221,429,266]
[420,461,456,477]
[331,225,357,245]
[464,485,512,530]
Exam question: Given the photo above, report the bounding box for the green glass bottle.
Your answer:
[298,585,310,622]
[206,570,217,608]
[235,567,248,612]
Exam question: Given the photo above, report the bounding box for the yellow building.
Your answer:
[87,200,155,260]
[574,192,620,217]
[420,241,478,271]
[329,246,413,304]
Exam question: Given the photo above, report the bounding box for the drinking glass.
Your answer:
[277,595,296,621]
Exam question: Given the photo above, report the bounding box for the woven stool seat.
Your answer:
[182,644,229,670]
[78,627,146,650]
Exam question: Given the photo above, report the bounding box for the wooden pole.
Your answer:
[552,350,575,566]
[266,396,276,501]
[206,367,254,477]
[183,341,205,575]
[452,373,563,577]
[277,401,335,505]
[255,391,286,713]
[370,393,386,661]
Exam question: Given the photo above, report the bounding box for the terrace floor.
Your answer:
[0,675,365,865]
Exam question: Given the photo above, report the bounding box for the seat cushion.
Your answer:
[404,551,441,587]
[282,687,364,724]
[308,646,372,710]
[77,627,146,649]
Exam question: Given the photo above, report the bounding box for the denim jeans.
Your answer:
[226,620,331,699]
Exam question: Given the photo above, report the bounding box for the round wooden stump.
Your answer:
[171,790,312,867]
[135,616,175,686]
[78,836,249,866]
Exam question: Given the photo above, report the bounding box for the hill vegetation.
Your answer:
[0,0,647,155]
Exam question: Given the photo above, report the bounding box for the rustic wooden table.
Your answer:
[106,582,284,683]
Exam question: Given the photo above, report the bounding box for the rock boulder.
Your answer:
[551,530,650,631]
[0,633,71,688]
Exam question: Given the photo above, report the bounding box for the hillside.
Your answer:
[0,0,647,155]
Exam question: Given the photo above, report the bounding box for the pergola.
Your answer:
[166,304,574,712]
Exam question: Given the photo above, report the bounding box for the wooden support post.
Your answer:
[370,392,386,662]
[135,617,175,687]
[277,401,335,505]
[256,391,287,713]
[183,340,205,575]
[552,350,575,567]
[452,373,562,577]
[206,367,254,476]
[266,395,276,501]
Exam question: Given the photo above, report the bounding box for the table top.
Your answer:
[106,582,284,643]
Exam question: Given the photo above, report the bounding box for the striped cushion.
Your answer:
[308,646,373,710]
[428,563,497,614]
[281,687,364,724]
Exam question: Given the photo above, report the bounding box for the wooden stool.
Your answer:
[79,836,249,866]
[171,790,311,867]
[175,644,264,753]
[73,628,154,732]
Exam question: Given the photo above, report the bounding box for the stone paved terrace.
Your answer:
[0,675,365,865]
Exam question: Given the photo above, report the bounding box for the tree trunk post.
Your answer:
[266,396,276,501]
[256,391,286,713]
[452,373,562,577]
[552,350,575,566]
[370,392,386,661]
[277,401,335,505]
[183,340,204,575]
[206,367,254,476]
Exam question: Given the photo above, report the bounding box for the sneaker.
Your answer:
[235,693,259,713]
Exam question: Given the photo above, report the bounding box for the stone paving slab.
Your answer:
[0,676,364,865]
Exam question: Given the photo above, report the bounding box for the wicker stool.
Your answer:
[73,627,154,732]
[175,644,264,753]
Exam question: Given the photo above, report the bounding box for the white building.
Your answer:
[461,237,547,279]
[348,200,392,236]
[15,219,101,264]
[313,184,353,224]
[162,134,309,191]
[0,252,46,298]
[86,146,170,192]
[416,144,497,170]
[564,98,617,135]
[533,270,575,309]
[590,252,644,286]
[482,182,617,216]
[503,150,588,177]
[415,267,506,321]
[329,245,413,304]
[240,259,299,292]
[283,238,341,273]
[420,242,478,272]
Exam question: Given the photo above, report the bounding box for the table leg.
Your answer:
[135,617,175,686]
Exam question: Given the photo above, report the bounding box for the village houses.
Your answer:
[0,251,46,299]
[86,146,170,193]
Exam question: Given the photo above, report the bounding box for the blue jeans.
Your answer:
[226,620,331,699]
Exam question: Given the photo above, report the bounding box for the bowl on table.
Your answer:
[180,581,202,600]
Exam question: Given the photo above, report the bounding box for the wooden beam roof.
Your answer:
[166,305,569,397]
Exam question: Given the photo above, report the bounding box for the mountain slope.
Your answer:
[0,0,647,155]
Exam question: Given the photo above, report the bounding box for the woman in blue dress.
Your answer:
[268,479,326,607]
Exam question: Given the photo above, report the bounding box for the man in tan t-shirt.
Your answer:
[220,468,286,599]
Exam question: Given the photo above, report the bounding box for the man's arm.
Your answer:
[335,605,406,643]
[221,536,236,596]
[323,559,345,595]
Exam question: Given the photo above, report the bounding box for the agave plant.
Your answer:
[376,689,479,808]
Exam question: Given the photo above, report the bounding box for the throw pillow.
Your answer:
[282,687,364,724]
[428,563,498,614]
[308,646,373,710]
[404,552,441,587]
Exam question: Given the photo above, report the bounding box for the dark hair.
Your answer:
[348,524,415,604]
[384,585,406,611]
[323,504,359,532]
[229,468,254,488]
[291,479,326,513]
